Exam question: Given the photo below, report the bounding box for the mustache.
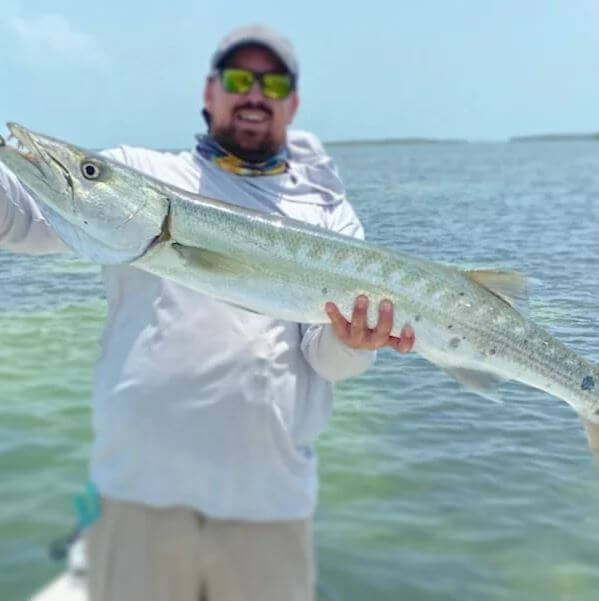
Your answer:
[233,102,272,117]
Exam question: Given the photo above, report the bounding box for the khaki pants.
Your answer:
[86,497,315,601]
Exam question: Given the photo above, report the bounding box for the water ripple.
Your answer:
[2,141,599,600]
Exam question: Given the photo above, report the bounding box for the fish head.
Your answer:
[0,123,166,263]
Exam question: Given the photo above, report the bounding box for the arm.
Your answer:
[296,172,375,380]
[0,162,68,255]
[301,300,415,382]
[301,322,375,382]
[291,131,414,380]
[300,190,414,381]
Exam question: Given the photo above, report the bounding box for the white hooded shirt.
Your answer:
[0,130,374,520]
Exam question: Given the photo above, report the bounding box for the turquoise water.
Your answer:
[1,141,599,600]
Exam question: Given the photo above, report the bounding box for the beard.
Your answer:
[211,126,282,163]
[209,103,284,163]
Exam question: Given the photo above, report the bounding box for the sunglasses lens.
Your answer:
[221,69,254,94]
[261,73,293,100]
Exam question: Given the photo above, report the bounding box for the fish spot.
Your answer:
[447,324,453,329]
[462,336,466,340]
[449,337,461,349]
[581,376,595,391]
[459,292,465,296]
[414,314,421,322]
[321,287,328,296]
[523,339,528,345]
[489,348,496,355]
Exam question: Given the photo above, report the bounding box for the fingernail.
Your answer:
[400,324,414,337]
[356,296,367,309]
[380,300,392,312]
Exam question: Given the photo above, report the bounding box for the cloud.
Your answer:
[8,13,108,69]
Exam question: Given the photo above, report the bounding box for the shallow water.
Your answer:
[1,141,599,600]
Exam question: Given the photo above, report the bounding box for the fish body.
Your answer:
[1,123,598,422]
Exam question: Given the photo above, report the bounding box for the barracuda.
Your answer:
[1,122,598,423]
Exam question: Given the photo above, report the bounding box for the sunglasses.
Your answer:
[216,68,295,100]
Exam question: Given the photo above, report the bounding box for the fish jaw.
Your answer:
[0,124,68,200]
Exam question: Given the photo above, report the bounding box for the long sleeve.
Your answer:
[301,323,375,382]
[0,162,68,255]
[300,196,376,382]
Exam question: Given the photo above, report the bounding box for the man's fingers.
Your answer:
[349,296,368,345]
[370,299,393,347]
[387,324,415,354]
[326,298,416,353]
[325,302,349,341]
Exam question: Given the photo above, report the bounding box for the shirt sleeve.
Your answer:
[0,162,69,255]
[300,195,376,382]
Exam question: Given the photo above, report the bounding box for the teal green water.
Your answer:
[2,141,599,600]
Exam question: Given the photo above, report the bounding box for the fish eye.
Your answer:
[81,161,101,180]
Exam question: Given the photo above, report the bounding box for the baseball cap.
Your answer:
[210,25,298,78]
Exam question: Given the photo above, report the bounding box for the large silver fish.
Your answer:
[1,122,598,423]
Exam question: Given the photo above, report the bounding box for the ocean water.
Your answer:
[1,141,599,600]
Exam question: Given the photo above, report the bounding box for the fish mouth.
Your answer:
[1,122,47,174]
[2,122,74,193]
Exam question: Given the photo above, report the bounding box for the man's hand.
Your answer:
[325,295,415,353]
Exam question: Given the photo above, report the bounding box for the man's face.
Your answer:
[204,45,299,161]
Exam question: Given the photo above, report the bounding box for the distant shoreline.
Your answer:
[324,133,599,146]
[325,137,468,146]
[509,133,599,142]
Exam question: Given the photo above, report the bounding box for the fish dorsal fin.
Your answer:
[442,366,506,404]
[464,269,529,316]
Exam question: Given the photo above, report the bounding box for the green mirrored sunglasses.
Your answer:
[217,68,295,100]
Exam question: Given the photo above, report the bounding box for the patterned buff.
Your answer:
[194,134,288,176]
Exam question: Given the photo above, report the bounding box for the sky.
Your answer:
[0,0,598,149]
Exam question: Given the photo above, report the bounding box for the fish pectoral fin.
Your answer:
[441,366,507,404]
[464,269,529,316]
[172,243,254,277]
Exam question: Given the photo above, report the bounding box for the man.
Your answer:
[0,25,414,601]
